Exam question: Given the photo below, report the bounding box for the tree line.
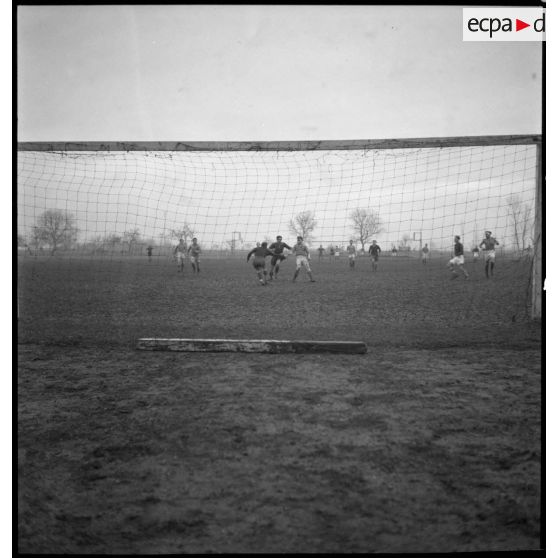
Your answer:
[19,198,535,255]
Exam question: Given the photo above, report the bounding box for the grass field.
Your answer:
[17,253,542,553]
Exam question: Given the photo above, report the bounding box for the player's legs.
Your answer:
[448,256,457,277]
[271,255,285,279]
[269,256,277,279]
[253,260,266,284]
[450,256,468,279]
[302,258,315,282]
[293,256,302,281]
[484,252,495,278]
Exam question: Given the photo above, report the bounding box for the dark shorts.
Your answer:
[371,254,379,261]
[271,254,286,266]
[252,258,266,270]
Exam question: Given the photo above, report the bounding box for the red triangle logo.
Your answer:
[516,19,530,31]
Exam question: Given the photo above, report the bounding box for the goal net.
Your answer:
[18,137,539,257]
[17,136,542,335]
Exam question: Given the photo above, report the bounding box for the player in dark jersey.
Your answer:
[268,235,292,280]
[247,242,274,285]
[421,243,429,264]
[448,235,469,279]
[368,240,381,271]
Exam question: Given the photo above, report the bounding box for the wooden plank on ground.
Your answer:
[136,338,367,354]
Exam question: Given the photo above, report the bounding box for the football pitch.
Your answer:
[17,253,542,552]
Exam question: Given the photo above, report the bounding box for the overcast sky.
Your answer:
[17,5,542,142]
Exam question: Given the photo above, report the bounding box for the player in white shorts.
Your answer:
[292,236,316,282]
[448,235,469,280]
[479,230,499,278]
[173,238,187,272]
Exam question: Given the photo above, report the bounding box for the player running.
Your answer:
[368,240,381,271]
[268,235,292,281]
[292,236,316,283]
[246,242,274,285]
[448,235,469,280]
[188,237,202,273]
[479,230,499,278]
[173,238,187,272]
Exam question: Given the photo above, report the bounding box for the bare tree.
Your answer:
[507,196,534,254]
[33,209,78,255]
[89,235,106,254]
[105,233,122,248]
[168,222,196,243]
[288,211,317,243]
[30,226,44,252]
[123,228,141,253]
[399,234,412,251]
[349,208,382,251]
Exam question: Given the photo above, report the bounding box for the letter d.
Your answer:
[534,13,545,32]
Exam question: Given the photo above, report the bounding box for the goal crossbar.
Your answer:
[17,134,541,152]
[137,338,367,354]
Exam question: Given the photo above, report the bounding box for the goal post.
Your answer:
[532,141,543,319]
[17,134,542,320]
